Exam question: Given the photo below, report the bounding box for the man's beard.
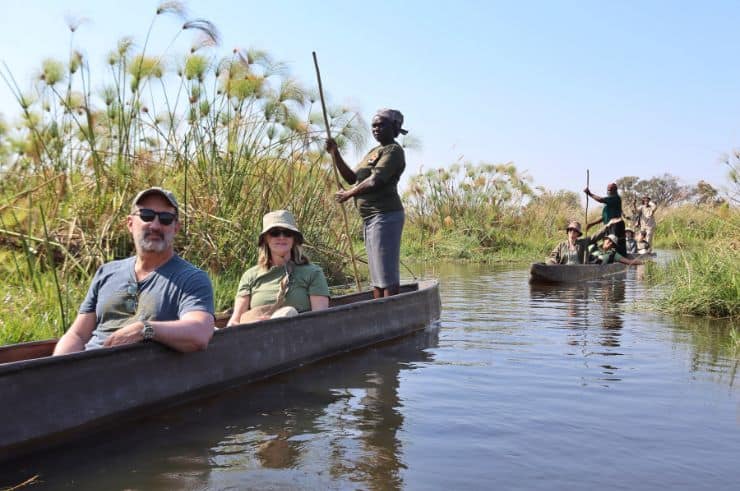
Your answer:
[135,230,172,253]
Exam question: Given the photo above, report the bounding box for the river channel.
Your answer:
[2,262,738,490]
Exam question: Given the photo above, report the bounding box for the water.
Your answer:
[2,263,738,490]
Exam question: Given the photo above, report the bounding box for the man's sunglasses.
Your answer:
[133,208,177,226]
[125,281,138,314]
[268,228,295,238]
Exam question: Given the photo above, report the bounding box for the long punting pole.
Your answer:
[312,51,362,292]
[584,169,590,263]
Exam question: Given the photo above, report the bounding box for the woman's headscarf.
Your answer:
[375,108,408,136]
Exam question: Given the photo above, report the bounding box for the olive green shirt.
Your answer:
[354,142,405,219]
[601,194,622,224]
[236,263,330,313]
[592,249,625,264]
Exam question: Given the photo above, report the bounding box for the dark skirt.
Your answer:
[362,210,405,288]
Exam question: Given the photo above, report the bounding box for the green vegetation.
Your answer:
[401,162,583,262]
[646,205,739,319]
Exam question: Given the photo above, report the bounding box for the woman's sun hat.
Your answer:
[565,220,583,236]
[259,210,304,245]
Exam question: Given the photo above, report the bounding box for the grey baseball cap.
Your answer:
[131,187,179,212]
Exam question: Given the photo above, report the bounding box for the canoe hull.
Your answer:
[529,262,629,283]
[0,280,440,462]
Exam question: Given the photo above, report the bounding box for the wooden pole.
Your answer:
[312,51,363,292]
[584,169,590,264]
[585,169,590,228]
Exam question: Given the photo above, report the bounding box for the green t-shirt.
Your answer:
[592,249,624,264]
[601,194,622,223]
[236,262,330,313]
[353,142,405,219]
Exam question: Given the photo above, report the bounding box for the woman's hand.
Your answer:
[325,137,339,155]
[335,189,351,203]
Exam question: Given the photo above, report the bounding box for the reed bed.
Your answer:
[647,205,739,319]
[401,163,585,262]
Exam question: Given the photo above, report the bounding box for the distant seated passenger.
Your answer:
[226,210,330,326]
[546,218,619,265]
[53,187,215,355]
[625,228,637,255]
[591,234,643,266]
[636,230,651,254]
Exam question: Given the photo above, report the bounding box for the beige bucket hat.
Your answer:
[259,210,304,245]
[605,234,619,244]
[565,220,583,237]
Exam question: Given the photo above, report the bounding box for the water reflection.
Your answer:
[0,328,439,490]
[529,278,629,383]
[670,316,739,386]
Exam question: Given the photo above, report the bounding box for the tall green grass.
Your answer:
[647,205,739,319]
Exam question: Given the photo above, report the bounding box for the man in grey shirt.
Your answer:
[53,187,215,355]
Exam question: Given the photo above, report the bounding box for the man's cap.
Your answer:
[132,187,179,212]
[605,234,619,244]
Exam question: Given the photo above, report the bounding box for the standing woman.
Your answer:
[326,109,407,298]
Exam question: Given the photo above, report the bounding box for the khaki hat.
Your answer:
[625,227,634,233]
[565,220,583,236]
[605,234,619,244]
[259,210,304,245]
[131,187,179,212]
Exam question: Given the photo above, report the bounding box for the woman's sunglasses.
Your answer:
[133,208,177,226]
[268,228,294,238]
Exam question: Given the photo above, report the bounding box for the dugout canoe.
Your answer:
[0,280,441,462]
[529,262,630,283]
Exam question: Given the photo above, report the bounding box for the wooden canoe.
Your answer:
[529,262,629,283]
[0,280,441,462]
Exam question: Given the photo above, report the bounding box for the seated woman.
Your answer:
[546,218,619,265]
[625,227,638,254]
[226,210,330,326]
[591,234,643,265]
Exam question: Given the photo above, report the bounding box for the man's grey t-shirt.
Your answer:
[80,255,214,349]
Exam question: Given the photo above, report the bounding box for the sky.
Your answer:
[1,0,739,199]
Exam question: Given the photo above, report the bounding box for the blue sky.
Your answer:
[1,0,739,198]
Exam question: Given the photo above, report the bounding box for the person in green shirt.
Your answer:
[591,234,644,266]
[584,182,627,256]
[326,108,407,298]
[226,210,330,326]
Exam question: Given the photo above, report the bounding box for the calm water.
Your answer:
[2,263,739,490]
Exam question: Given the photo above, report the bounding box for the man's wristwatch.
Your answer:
[141,320,155,341]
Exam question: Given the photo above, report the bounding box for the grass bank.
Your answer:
[647,205,739,320]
